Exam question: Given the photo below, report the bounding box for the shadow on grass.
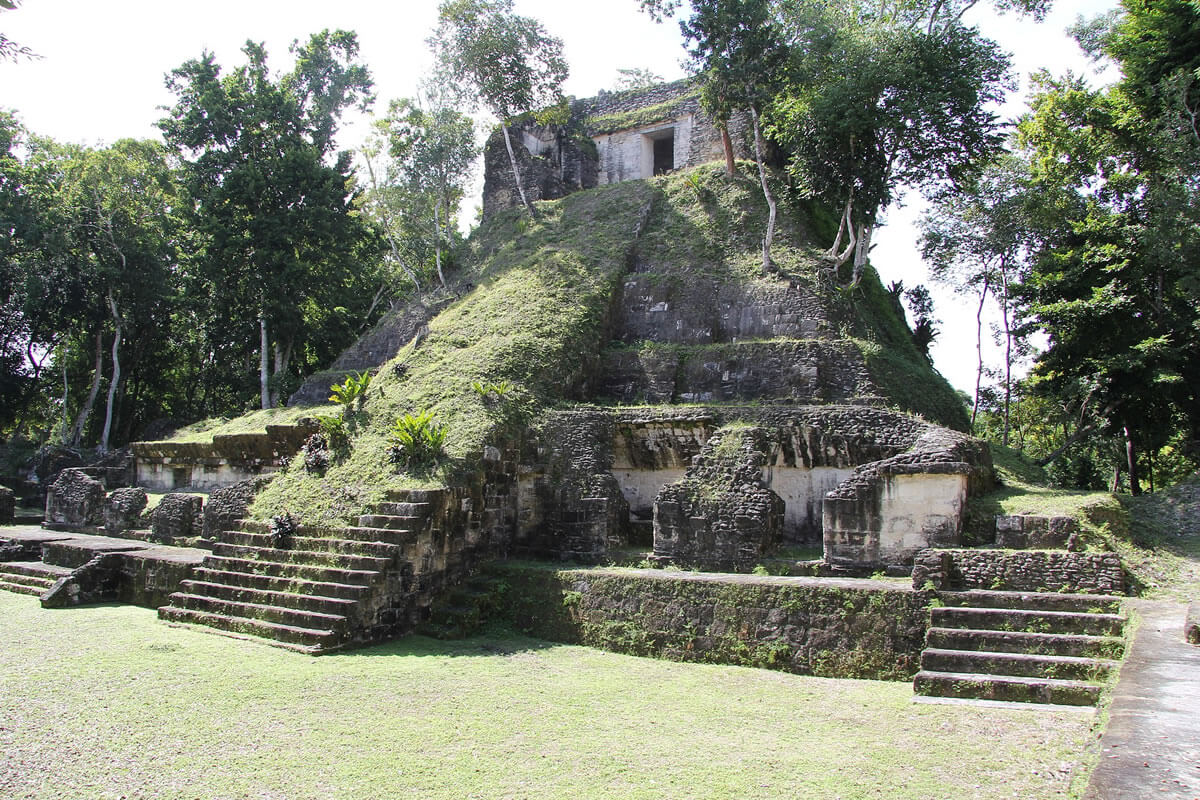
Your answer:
[328,628,562,660]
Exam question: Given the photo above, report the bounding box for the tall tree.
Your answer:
[769,4,1014,285]
[160,30,378,409]
[377,84,478,289]
[921,153,1034,439]
[432,0,567,219]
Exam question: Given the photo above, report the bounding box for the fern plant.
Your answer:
[329,371,371,408]
[387,410,447,469]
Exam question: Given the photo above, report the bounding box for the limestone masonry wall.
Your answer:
[912,548,1126,594]
[488,564,932,681]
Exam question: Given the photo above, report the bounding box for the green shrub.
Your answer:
[387,410,447,470]
[329,371,372,408]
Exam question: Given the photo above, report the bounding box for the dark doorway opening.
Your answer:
[653,134,674,175]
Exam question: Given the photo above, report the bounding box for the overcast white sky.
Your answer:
[1,0,1117,394]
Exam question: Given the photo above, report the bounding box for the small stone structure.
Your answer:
[1187,603,1200,646]
[45,469,105,529]
[482,79,751,218]
[516,405,991,570]
[201,477,271,540]
[150,493,205,544]
[912,548,1126,594]
[104,487,148,536]
[653,426,785,570]
[132,421,315,492]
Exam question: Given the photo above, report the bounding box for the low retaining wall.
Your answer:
[912,548,1126,594]
[486,564,933,681]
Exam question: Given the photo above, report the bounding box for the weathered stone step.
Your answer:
[383,489,443,504]
[202,556,381,586]
[177,580,358,616]
[335,526,421,545]
[374,502,432,517]
[190,567,371,600]
[158,605,338,652]
[930,606,1125,637]
[0,580,45,596]
[218,531,400,558]
[920,648,1118,681]
[0,561,73,580]
[0,572,56,590]
[938,590,1123,615]
[356,514,425,531]
[913,670,1101,706]
[167,592,349,632]
[925,627,1125,659]
[211,543,391,572]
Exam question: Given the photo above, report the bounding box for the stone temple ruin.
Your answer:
[1,80,1130,707]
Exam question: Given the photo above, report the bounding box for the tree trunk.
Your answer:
[100,291,122,452]
[750,108,776,273]
[70,332,104,447]
[1000,267,1013,447]
[971,281,990,430]
[269,338,293,408]
[720,124,735,176]
[259,315,270,410]
[501,123,537,219]
[1124,423,1142,496]
[433,203,446,288]
[851,223,873,286]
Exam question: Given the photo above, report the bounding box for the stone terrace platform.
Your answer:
[0,525,207,608]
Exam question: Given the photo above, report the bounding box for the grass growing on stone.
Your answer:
[0,592,1100,800]
[162,405,339,444]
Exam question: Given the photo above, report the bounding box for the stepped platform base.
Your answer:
[911,695,1097,714]
[157,610,337,655]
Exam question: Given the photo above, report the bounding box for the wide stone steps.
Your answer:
[914,590,1127,708]
[357,514,425,532]
[0,561,72,596]
[234,520,417,546]
[925,627,1125,659]
[210,543,391,572]
[201,555,381,586]
[929,606,1125,638]
[937,590,1123,614]
[218,531,401,558]
[175,580,359,616]
[913,670,1101,706]
[920,647,1117,681]
[373,501,432,517]
[188,567,372,600]
[158,606,339,653]
[166,592,350,633]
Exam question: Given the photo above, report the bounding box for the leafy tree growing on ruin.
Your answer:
[642,0,790,272]
[160,30,379,409]
[431,0,567,219]
[769,1,1016,286]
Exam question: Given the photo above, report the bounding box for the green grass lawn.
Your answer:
[0,592,1100,800]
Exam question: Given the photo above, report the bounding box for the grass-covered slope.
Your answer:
[251,179,658,524]
[209,164,967,524]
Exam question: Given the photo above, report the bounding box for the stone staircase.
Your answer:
[0,561,72,597]
[913,590,1126,707]
[158,491,443,653]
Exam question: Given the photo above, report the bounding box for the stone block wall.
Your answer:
[995,514,1078,549]
[653,426,785,570]
[133,422,315,492]
[823,428,993,568]
[911,547,1126,594]
[0,485,14,524]
[487,564,933,681]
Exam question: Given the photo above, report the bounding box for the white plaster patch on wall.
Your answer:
[762,465,856,536]
[612,467,688,515]
[877,473,968,561]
